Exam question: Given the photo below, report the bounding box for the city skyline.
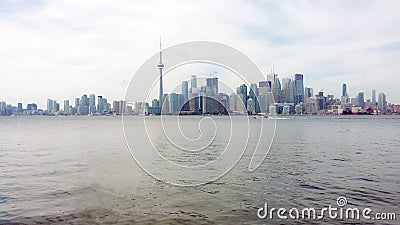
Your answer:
[0,73,394,109]
[1,1,400,106]
[1,73,397,116]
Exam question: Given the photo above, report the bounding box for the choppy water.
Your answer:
[1,116,399,224]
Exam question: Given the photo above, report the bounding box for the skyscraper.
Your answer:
[206,77,218,95]
[97,96,103,114]
[357,92,365,108]
[342,83,347,97]
[0,101,6,116]
[152,99,159,108]
[267,73,282,103]
[294,74,304,104]
[89,94,96,114]
[47,99,54,112]
[317,91,326,111]
[258,81,271,94]
[182,81,189,102]
[190,75,197,94]
[372,90,376,107]
[305,87,313,99]
[236,84,248,110]
[282,78,294,103]
[75,98,80,114]
[81,94,89,115]
[17,103,23,114]
[249,83,260,113]
[158,40,164,113]
[53,100,60,112]
[378,93,387,112]
[64,100,69,115]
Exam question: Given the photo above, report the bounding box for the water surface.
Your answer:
[1,116,399,224]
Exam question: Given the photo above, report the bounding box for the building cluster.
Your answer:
[0,94,132,116]
[133,73,399,116]
[142,76,229,115]
[1,73,399,116]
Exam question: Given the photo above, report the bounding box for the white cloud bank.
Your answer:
[0,0,399,108]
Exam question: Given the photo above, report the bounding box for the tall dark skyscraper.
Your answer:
[342,83,347,97]
[206,77,218,94]
[158,40,164,112]
[236,84,248,110]
[249,83,260,113]
[358,92,365,109]
[294,74,304,105]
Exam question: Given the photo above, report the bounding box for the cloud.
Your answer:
[0,0,399,108]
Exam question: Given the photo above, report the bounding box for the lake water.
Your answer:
[1,116,399,224]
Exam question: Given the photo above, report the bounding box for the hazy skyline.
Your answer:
[1,0,399,108]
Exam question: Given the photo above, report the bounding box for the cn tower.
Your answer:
[158,39,164,113]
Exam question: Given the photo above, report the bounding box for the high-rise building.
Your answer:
[27,103,37,111]
[75,98,80,108]
[372,90,376,107]
[97,96,103,114]
[305,87,313,99]
[182,81,189,102]
[282,78,294,103]
[168,93,181,114]
[162,94,169,114]
[258,81,271,94]
[219,93,230,112]
[236,84,247,110]
[357,92,365,108]
[268,73,282,103]
[342,83,347,97]
[102,98,110,113]
[317,91,326,111]
[229,93,238,112]
[17,103,23,114]
[89,94,96,114]
[247,98,255,114]
[80,94,89,115]
[249,83,260,113]
[206,77,218,95]
[53,100,60,112]
[191,75,197,94]
[47,99,54,112]
[378,93,387,112]
[152,99,159,108]
[113,100,127,115]
[258,92,275,114]
[64,100,69,115]
[259,81,270,88]
[294,74,304,104]
[0,101,6,116]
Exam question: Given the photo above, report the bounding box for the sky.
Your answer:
[0,0,399,108]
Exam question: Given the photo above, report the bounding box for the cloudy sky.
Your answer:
[1,0,399,108]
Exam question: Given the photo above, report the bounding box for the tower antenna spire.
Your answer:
[158,38,164,114]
